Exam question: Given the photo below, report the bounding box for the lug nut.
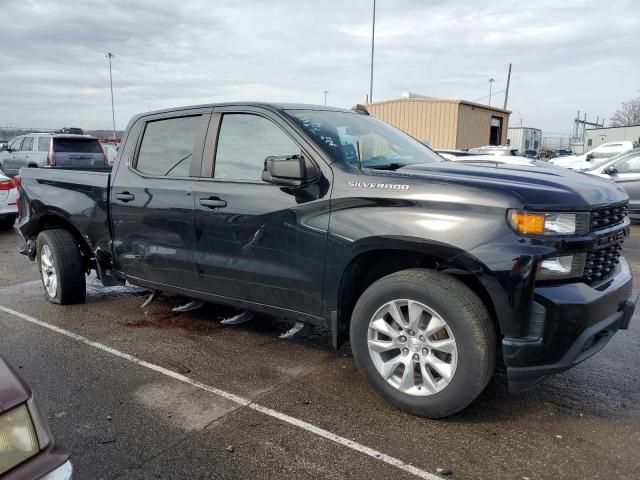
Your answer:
[408,330,415,336]
[403,348,409,355]
[412,354,419,361]
[419,336,425,342]
[422,348,428,355]
[398,336,407,343]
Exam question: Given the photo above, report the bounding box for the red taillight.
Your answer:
[0,179,13,190]
[47,141,55,165]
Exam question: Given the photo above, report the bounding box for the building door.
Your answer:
[490,116,502,145]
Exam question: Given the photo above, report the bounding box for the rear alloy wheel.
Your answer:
[36,229,86,304]
[40,244,58,298]
[351,268,496,418]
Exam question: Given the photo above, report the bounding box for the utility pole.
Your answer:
[503,63,512,110]
[105,53,116,141]
[369,0,376,104]
[488,78,495,106]
[323,90,329,106]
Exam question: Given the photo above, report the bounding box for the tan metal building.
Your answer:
[366,97,511,150]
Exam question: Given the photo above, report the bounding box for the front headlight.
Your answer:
[508,210,589,235]
[0,404,40,475]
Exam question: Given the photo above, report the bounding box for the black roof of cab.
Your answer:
[131,102,358,123]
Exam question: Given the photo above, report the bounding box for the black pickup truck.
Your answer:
[16,102,636,418]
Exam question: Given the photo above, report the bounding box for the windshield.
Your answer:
[285,109,443,169]
[588,149,623,160]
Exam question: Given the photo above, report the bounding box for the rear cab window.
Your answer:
[134,115,202,177]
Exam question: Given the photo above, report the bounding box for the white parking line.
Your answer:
[0,304,440,480]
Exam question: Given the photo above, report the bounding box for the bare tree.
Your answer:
[610,97,640,127]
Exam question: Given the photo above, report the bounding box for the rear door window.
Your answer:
[53,138,103,153]
[135,115,201,177]
[37,137,51,152]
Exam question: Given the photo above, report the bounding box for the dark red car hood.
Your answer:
[0,356,31,412]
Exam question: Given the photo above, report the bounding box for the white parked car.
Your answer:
[446,154,558,168]
[0,172,18,230]
[549,141,634,170]
[468,146,520,157]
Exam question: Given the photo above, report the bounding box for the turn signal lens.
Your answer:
[509,211,545,235]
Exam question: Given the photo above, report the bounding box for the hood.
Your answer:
[0,356,31,411]
[393,161,628,209]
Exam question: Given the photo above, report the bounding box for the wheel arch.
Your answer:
[329,240,504,348]
[32,214,94,270]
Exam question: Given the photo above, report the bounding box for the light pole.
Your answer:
[323,90,329,106]
[369,0,376,104]
[105,53,116,140]
[488,78,495,106]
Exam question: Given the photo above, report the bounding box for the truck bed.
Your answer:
[17,167,112,264]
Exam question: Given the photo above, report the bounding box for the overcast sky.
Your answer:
[1,0,638,135]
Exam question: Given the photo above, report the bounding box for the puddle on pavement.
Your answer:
[118,296,335,351]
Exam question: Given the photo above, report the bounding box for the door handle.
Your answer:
[115,192,135,202]
[199,197,227,209]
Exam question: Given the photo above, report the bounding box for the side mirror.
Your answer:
[0,145,9,152]
[262,155,310,186]
[605,165,617,175]
[586,153,595,161]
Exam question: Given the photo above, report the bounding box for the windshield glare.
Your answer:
[285,109,443,168]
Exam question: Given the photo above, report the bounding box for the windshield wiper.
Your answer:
[367,163,406,171]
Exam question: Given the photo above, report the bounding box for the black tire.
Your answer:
[0,216,16,231]
[350,268,496,418]
[36,229,86,304]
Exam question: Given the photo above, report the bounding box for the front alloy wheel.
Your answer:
[350,269,496,418]
[367,299,457,396]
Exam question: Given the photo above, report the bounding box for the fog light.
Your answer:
[537,254,586,281]
[0,404,40,475]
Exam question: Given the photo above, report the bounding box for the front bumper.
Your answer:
[504,256,636,392]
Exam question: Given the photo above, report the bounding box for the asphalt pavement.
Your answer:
[0,225,639,479]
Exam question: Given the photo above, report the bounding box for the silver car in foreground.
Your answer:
[585,148,640,221]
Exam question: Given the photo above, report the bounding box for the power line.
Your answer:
[472,89,505,102]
